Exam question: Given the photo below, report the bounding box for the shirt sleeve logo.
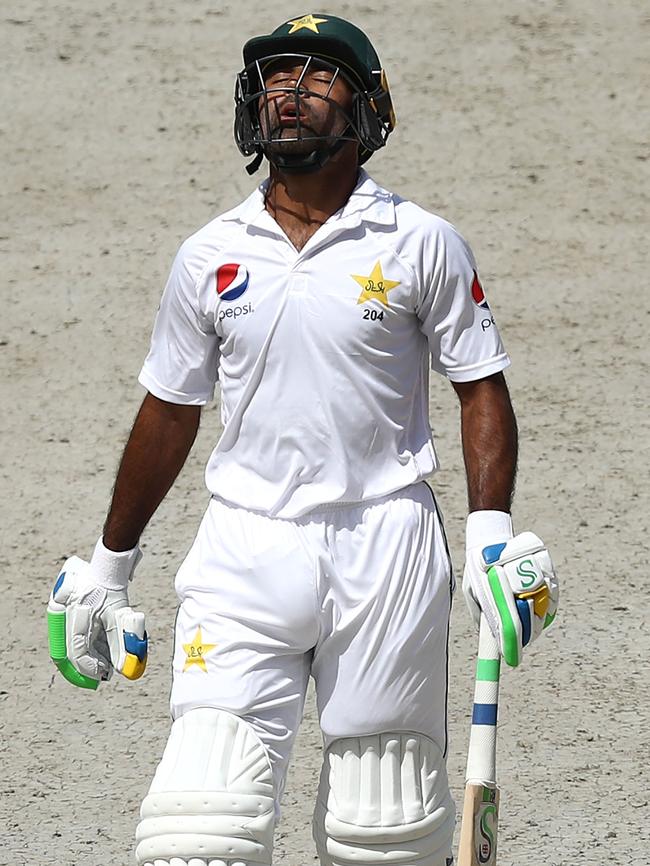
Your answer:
[216,263,249,301]
[471,270,490,310]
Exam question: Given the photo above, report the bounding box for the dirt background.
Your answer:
[1,1,648,864]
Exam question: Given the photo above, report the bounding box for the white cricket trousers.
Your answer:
[170,481,454,801]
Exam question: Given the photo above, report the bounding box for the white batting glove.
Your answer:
[47,539,148,689]
[463,511,559,667]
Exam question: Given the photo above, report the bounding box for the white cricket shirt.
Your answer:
[139,170,510,518]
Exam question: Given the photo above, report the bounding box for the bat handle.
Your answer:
[465,616,501,785]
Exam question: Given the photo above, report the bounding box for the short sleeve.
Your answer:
[138,241,220,405]
[417,224,511,382]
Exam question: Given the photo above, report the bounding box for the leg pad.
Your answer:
[135,708,275,866]
[313,732,455,866]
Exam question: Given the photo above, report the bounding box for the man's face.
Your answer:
[257,57,354,156]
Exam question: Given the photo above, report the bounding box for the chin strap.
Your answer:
[246,151,265,175]
[247,135,350,175]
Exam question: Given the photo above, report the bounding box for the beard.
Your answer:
[259,95,348,155]
[263,123,329,156]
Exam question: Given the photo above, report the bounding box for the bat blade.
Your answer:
[457,782,499,865]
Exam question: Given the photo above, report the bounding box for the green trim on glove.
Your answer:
[47,610,99,690]
[486,565,520,667]
[544,610,557,629]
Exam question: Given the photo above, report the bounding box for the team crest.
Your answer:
[286,14,328,34]
[471,271,490,310]
[216,263,249,301]
[182,626,217,673]
[351,260,400,306]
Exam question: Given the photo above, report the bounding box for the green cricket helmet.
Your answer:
[234,13,396,173]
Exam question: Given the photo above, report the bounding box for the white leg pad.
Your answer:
[135,708,276,866]
[313,733,455,866]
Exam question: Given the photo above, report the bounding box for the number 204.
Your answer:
[363,309,384,321]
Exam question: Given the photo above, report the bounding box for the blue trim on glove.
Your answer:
[123,631,148,662]
[53,572,66,595]
[482,542,508,565]
[516,598,532,646]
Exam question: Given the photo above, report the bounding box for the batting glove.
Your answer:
[47,538,148,689]
[463,511,559,667]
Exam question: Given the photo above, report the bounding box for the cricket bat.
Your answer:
[457,616,501,866]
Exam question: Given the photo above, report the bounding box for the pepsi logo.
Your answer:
[471,271,490,310]
[216,263,249,301]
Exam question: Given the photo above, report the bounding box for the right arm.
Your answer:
[103,236,220,554]
[102,392,201,551]
[47,392,198,687]
[48,238,216,687]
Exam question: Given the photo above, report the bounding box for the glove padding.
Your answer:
[463,531,558,667]
[47,554,148,689]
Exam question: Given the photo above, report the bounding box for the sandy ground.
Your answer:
[1,1,648,864]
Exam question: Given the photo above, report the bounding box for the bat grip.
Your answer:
[465,616,501,785]
[478,614,500,662]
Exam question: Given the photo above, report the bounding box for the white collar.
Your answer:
[220,169,396,229]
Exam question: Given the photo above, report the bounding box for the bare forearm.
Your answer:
[103,393,201,550]
[453,372,518,513]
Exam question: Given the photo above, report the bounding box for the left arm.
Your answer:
[414,216,556,660]
[452,371,518,513]
[454,372,558,666]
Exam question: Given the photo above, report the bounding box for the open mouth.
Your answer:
[277,103,309,125]
[270,104,316,139]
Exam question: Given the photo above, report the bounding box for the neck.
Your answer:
[264,146,360,251]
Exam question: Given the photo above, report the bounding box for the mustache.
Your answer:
[268,94,311,116]
[264,101,318,138]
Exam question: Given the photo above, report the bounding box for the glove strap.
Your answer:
[90,537,142,590]
[466,510,513,550]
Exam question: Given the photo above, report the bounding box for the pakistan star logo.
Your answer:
[351,260,401,306]
[182,626,217,672]
[286,15,328,34]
